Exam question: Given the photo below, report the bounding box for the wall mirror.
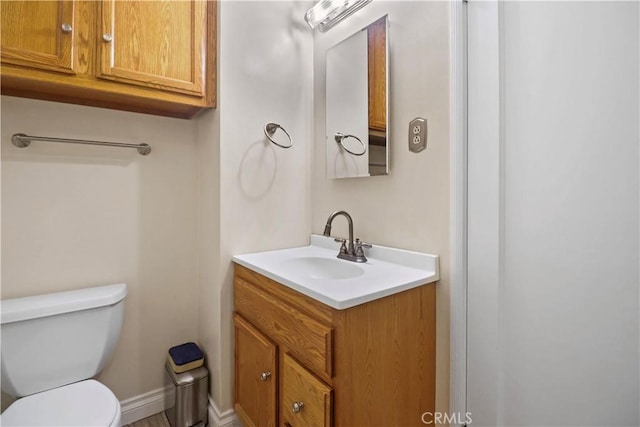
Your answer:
[326,15,388,179]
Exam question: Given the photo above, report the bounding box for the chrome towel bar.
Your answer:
[11,133,151,156]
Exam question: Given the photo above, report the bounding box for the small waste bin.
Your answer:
[165,361,209,427]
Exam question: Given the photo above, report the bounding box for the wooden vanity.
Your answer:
[233,263,436,427]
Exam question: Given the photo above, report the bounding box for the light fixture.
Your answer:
[304,0,372,33]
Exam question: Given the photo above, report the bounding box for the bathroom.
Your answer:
[0,1,638,427]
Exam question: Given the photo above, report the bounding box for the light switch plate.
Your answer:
[409,117,427,153]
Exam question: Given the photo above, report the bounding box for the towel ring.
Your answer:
[264,122,293,149]
[335,132,366,156]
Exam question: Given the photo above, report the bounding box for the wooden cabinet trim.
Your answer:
[204,0,217,107]
[1,70,205,119]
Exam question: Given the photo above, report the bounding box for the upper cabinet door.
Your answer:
[98,0,206,96]
[367,16,387,132]
[0,0,75,74]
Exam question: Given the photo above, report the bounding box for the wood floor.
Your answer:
[123,412,171,427]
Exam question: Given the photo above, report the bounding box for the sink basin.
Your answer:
[280,257,365,280]
[232,235,439,309]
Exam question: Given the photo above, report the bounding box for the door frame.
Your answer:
[449,0,468,424]
[451,1,504,423]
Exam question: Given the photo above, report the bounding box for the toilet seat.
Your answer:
[1,379,121,427]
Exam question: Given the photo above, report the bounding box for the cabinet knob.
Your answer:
[259,371,271,381]
[292,401,304,413]
[61,23,73,33]
[102,33,113,42]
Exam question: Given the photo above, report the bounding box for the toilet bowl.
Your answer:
[0,284,127,427]
[1,380,121,427]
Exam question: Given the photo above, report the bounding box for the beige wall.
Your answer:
[196,0,314,411]
[195,107,222,409]
[311,1,451,415]
[0,96,200,403]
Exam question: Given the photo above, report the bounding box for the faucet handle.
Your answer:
[355,238,372,248]
[334,238,348,254]
[354,238,372,257]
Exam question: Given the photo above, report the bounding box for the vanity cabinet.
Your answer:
[0,0,216,119]
[233,263,436,427]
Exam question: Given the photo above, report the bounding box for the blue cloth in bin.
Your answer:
[169,342,204,366]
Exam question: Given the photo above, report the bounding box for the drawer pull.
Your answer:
[103,33,113,42]
[259,371,271,381]
[292,401,304,413]
[61,23,73,33]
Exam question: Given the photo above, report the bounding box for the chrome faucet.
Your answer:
[322,210,372,263]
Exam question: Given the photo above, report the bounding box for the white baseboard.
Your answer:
[120,388,237,427]
[120,385,174,425]
[208,396,238,427]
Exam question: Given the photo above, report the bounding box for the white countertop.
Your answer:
[232,235,439,310]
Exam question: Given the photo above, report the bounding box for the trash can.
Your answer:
[165,361,209,427]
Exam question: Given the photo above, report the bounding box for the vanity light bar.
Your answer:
[304,0,372,33]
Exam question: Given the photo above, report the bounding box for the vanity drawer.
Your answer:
[280,353,332,427]
[234,277,334,381]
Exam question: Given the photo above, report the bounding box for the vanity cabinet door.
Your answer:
[234,314,277,427]
[0,0,75,74]
[98,0,206,96]
[280,353,333,427]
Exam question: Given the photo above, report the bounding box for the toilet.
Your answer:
[0,283,127,426]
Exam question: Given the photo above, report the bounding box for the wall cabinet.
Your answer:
[233,264,436,427]
[0,0,216,119]
[367,16,386,132]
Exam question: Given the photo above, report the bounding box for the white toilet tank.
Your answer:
[0,283,127,397]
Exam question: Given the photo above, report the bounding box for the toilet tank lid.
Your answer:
[1,283,127,325]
